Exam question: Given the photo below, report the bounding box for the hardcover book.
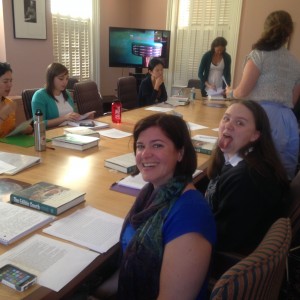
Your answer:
[64,127,100,138]
[10,181,86,215]
[191,135,218,155]
[0,202,54,245]
[51,134,100,151]
[104,152,136,174]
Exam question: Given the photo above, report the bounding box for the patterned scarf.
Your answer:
[117,176,189,300]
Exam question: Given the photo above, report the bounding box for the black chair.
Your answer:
[66,77,79,91]
[73,80,104,117]
[21,88,39,120]
[187,79,201,89]
[117,76,138,110]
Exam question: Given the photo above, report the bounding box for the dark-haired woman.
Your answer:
[198,37,231,97]
[89,113,216,300]
[32,63,81,128]
[206,100,289,255]
[226,10,300,179]
[138,58,168,107]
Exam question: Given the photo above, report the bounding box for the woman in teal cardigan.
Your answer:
[198,37,231,97]
[32,63,80,128]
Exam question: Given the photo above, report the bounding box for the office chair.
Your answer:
[117,76,138,110]
[66,77,79,91]
[73,80,104,118]
[21,88,39,120]
[210,217,291,300]
[187,79,201,89]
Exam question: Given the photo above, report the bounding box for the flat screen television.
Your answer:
[109,27,171,73]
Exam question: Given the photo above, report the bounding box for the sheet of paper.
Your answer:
[187,122,208,131]
[5,119,33,137]
[98,128,132,138]
[118,173,147,190]
[145,106,174,112]
[43,206,124,253]
[0,234,99,292]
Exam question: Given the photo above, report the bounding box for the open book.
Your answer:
[0,202,54,245]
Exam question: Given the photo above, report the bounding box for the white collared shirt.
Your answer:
[224,153,243,167]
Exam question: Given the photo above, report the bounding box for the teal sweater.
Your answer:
[32,88,76,128]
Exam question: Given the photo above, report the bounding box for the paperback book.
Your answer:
[52,134,100,151]
[191,135,218,155]
[0,151,40,175]
[104,152,136,174]
[10,181,86,215]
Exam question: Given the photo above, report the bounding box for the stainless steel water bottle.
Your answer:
[34,109,46,151]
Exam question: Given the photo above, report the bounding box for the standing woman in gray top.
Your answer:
[226,10,300,179]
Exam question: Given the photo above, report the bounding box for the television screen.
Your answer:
[109,27,171,73]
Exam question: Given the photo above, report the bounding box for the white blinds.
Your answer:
[52,15,91,81]
[173,0,235,87]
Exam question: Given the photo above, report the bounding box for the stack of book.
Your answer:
[52,134,100,151]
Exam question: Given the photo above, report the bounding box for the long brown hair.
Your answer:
[45,62,69,102]
[252,10,293,51]
[207,100,289,188]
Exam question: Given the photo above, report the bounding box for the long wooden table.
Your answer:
[0,99,228,299]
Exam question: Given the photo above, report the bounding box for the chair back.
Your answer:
[187,79,201,89]
[66,77,79,91]
[73,81,103,117]
[210,218,292,300]
[117,76,138,110]
[21,88,39,120]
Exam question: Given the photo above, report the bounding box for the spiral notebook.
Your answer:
[0,202,54,245]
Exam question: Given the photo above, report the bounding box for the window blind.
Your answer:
[173,0,234,87]
[52,14,91,81]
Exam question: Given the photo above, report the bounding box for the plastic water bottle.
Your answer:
[189,87,196,102]
[34,109,46,151]
[112,100,122,123]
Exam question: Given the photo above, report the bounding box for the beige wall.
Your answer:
[0,0,299,96]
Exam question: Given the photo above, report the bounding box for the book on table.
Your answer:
[0,151,40,175]
[10,181,86,215]
[51,134,100,151]
[0,201,54,245]
[191,135,218,155]
[104,152,136,173]
[0,178,32,202]
[63,127,100,138]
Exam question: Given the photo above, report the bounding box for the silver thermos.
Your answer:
[34,109,46,151]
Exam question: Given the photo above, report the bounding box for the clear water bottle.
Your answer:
[189,87,196,102]
[34,109,46,151]
[112,100,122,123]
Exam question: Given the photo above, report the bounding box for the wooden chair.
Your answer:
[117,76,138,110]
[21,88,39,120]
[210,217,291,300]
[73,80,104,118]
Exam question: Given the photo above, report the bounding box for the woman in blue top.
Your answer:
[198,37,231,97]
[32,63,81,128]
[89,113,216,300]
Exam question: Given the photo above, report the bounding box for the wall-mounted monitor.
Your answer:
[109,27,171,73]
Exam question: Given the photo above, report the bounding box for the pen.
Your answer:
[46,146,55,150]
[222,76,229,87]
